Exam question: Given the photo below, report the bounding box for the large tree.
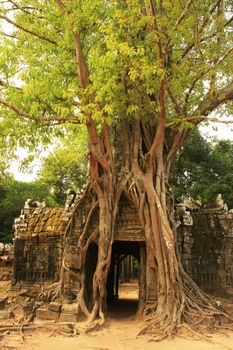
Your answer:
[0,0,233,339]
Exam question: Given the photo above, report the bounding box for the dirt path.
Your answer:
[2,318,233,350]
[1,283,233,350]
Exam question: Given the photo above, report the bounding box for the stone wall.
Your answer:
[10,193,233,300]
[0,243,13,281]
[12,195,75,286]
[177,199,233,296]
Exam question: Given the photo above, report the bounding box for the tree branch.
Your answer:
[0,29,18,39]
[166,86,183,116]
[53,1,89,89]
[165,130,188,167]
[148,79,166,159]
[53,0,110,175]
[0,97,80,124]
[183,47,233,111]
[0,15,57,45]
[176,0,224,64]
[225,15,233,28]
[71,31,109,171]
[171,0,193,33]
[168,115,233,128]
[5,0,34,14]
[72,32,90,89]
[147,1,167,159]
[165,80,233,166]
[195,80,233,117]
[102,121,114,165]
[164,0,193,53]
[53,0,66,12]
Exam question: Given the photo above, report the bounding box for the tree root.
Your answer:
[0,322,77,337]
[0,319,105,338]
[19,325,25,341]
[138,286,233,342]
[74,317,105,335]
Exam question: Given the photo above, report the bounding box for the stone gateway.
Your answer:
[9,192,233,322]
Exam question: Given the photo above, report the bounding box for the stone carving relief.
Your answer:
[215,194,228,212]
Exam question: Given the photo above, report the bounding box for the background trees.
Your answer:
[0,175,51,242]
[0,125,88,242]
[38,147,87,205]
[171,131,233,208]
[38,127,88,205]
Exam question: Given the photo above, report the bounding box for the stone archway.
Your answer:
[107,240,146,316]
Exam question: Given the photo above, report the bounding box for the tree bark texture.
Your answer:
[52,115,233,339]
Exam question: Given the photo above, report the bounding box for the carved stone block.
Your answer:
[36,308,59,321]
[48,302,62,313]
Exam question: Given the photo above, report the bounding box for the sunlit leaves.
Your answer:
[0,0,232,164]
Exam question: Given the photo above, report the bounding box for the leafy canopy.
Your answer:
[0,0,232,144]
[0,0,232,223]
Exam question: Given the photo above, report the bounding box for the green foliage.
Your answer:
[0,0,232,140]
[39,148,87,206]
[0,123,88,242]
[0,175,53,242]
[0,0,232,209]
[38,124,88,205]
[171,131,233,208]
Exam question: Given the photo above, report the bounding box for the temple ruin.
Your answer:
[0,243,13,281]
[2,192,232,321]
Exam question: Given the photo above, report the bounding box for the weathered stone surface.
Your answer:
[178,205,233,295]
[61,303,79,314]
[48,302,62,313]
[0,310,12,320]
[12,201,66,284]
[36,308,59,321]
[59,313,78,322]
[0,243,14,281]
[66,237,78,245]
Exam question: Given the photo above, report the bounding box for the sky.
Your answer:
[199,123,233,141]
[10,147,50,182]
[10,157,42,182]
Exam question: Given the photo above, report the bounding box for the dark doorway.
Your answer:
[84,242,98,311]
[107,241,143,318]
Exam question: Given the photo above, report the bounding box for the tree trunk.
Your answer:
[53,116,233,339]
[48,21,232,336]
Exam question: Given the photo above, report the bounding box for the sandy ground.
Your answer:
[2,318,233,350]
[1,283,233,350]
